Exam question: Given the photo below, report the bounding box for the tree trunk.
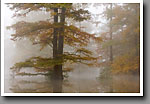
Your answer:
[52,8,62,93]
[57,7,66,80]
[109,3,113,93]
[53,65,62,92]
[53,8,58,58]
[110,3,113,63]
[52,7,66,93]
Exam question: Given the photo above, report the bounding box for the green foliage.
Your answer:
[11,47,98,72]
[16,72,51,76]
[11,57,54,71]
[76,48,92,56]
[66,9,91,22]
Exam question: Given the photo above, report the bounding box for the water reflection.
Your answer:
[5,66,140,93]
[112,75,140,93]
[9,75,53,93]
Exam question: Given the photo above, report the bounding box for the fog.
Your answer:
[4,4,140,93]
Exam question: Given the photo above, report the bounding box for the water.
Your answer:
[4,66,140,93]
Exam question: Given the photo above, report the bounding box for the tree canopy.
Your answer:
[7,3,99,74]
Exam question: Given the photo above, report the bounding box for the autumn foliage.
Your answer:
[7,3,99,75]
[97,3,140,74]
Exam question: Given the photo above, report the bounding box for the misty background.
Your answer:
[4,3,140,93]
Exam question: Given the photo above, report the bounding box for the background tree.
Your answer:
[111,3,140,74]
[96,3,140,74]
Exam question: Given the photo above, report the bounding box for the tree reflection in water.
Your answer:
[9,68,140,93]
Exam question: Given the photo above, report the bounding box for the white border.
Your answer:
[1,0,143,96]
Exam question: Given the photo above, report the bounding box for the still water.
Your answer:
[4,65,140,93]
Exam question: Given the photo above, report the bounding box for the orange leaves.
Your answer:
[111,53,140,74]
[64,25,96,47]
[62,49,98,67]
[98,4,140,75]
[7,21,53,37]
[7,21,55,49]
[8,4,42,17]
[7,19,97,57]
[7,3,101,72]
